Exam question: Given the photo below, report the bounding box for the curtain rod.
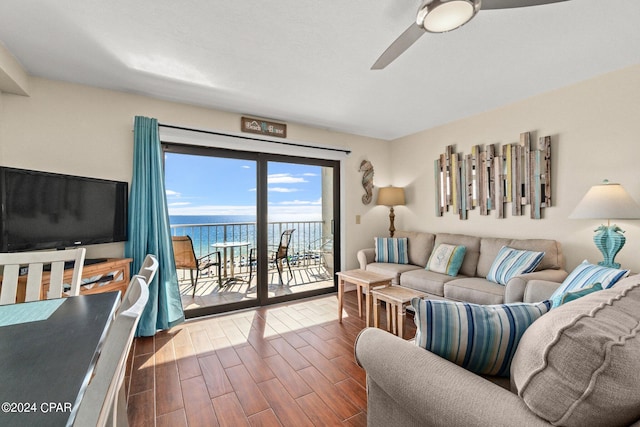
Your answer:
[158,123,352,155]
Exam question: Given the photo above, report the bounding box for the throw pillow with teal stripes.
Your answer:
[549,260,629,308]
[486,246,545,285]
[374,237,409,264]
[412,298,551,377]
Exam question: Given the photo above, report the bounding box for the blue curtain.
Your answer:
[126,116,184,336]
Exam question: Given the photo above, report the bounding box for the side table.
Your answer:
[336,269,394,326]
[371,286,427,339]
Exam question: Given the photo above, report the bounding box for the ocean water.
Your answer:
[170,215,324,258]
[170,215,256,226]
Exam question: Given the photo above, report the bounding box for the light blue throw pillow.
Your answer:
[486,246,545,285]
[412,298,551,377]
[425,244,466,276]
[374,237,409,264]
[550,261,629,308]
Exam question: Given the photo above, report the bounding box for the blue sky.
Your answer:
[164,153,324,220]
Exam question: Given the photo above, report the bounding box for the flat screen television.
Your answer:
[0,166,128,252]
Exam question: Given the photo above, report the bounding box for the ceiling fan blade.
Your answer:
[371,23,425,70]
[481,0,569,10]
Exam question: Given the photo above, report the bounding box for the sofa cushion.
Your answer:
[434,233,481,277]
[549,260,629,308]
[395,231,436,267]
[444,277,506,305]
[425,244,466,276]
[412,298,551,377]
[511,276,640,426]
[400,269,460,297]
[486,246,545,285]
[374,237,409,264]
[365,263,422,286]
[477,238,563,278]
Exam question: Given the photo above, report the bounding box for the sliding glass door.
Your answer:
[265,160,336,302]
[163,144,339,318]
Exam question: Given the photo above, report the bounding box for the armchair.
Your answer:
[355,274,640,426]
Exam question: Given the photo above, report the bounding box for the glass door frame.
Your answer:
[163,143,341,318]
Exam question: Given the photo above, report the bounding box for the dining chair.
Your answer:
[136,254,158,286]
[0,247,86,305]
[73,275,149,427]
[248,229,296,285]
[116,254,156,316]
[171,235,221,296]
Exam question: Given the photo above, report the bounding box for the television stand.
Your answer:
[29,258,133,301]
[84,258,108,267]
[43,257,108,272]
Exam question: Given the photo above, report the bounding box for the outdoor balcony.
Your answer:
[171,220,334,312]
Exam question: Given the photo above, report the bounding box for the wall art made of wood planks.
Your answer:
[434,132,552,220]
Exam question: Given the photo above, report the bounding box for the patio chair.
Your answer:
[171,235,221,297]
[305,236,333,274]
[247,229,296,285]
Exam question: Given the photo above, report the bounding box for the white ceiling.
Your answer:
[0,0,639,140]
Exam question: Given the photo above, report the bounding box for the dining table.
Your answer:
[0,291,120,426]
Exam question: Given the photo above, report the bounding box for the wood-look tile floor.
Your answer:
[125,290,416,426]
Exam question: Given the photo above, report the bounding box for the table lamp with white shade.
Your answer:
[569,180,640,268]
[377,186,405,238]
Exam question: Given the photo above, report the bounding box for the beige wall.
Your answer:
[0,77,389,267]
[391,65,640,273]
[2,65,639,274]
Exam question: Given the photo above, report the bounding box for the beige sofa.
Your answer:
[355,274,640,426]
[357,231,568,304]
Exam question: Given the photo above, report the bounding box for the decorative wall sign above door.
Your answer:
[435,132,552,220]
[241,116,287,138]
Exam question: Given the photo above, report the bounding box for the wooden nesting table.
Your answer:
[336,269,394,326]
[371,286,427,339]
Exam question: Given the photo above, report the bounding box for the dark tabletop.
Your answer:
[0,291,120,427]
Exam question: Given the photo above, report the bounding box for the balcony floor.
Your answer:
[178,263,334,312]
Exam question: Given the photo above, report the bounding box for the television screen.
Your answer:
[0,167,128,252]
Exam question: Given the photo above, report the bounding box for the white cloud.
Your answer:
[166,189,181,197]
[277,199,322,205]
[268,173,307,184]
[269,187,299,193]
[168,202,191,207]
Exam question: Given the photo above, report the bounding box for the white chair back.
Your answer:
[116,254,157,316]
[0,248,86,305]
[137,254,158,285]
[74,275,149,427]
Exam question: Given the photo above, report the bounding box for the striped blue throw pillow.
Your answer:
[374,237,409,264]
[412,298,551,377]
[486,246,545,285]
[550,261,629,308]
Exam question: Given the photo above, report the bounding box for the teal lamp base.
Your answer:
[593,224,625,269]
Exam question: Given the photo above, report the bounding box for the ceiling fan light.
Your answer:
[417,0,481,33]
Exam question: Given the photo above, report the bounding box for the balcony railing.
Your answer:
[170,221,330,278]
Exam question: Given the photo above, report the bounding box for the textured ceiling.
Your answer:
[0,0,638,140]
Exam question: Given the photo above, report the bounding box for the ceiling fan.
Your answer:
[371,0,569,69]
